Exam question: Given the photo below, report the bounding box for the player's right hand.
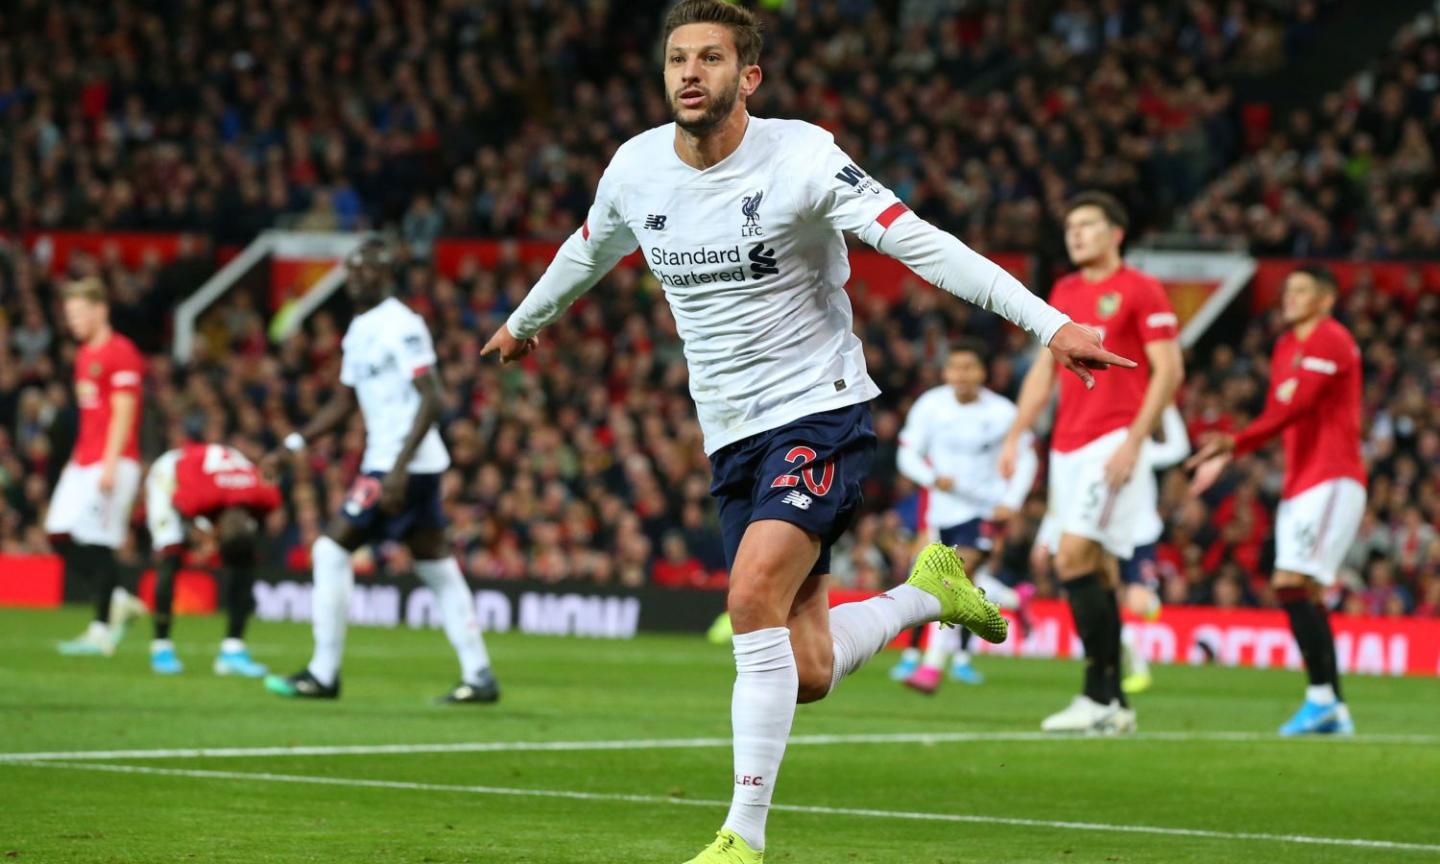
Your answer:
[1048,322,1136,390]
[481,324,540,364]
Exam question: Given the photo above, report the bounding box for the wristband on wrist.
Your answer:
[283,432,306,453]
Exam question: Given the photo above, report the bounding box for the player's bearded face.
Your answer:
[670,68,741,134]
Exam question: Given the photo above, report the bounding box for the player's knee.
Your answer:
[726,577,787,631]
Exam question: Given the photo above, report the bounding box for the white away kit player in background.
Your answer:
[262,238,498,705]
[483,2,1133,861]
[894,339,1038,693]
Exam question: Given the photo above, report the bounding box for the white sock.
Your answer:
[414,557,490,681]
[829,584,941,692]
[150,639,173,653]
[974,569,1020,609]
[920,620,950,670]
[220,637,246,654]
[307,536,353,687]
[86,620,111,639]
[1121,626,1148,676]
[722,628,796,852]
[1306,684,1337,706]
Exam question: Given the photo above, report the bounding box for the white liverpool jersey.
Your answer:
[512,117,913,454]
[340,297,450,474]
[897,387,1037,529]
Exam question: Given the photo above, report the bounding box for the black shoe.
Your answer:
[438,669,499,704]
[265,669,340,699]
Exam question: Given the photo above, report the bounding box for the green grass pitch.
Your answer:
[2,607,1438,863]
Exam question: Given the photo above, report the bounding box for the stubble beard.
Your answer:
[673,78,740,136]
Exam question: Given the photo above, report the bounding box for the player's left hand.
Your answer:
[1048,322,1137,390]
[1103,437,1141,489]
[98,462,116,495]
[380,470,408,515]
[991,505,1017,524]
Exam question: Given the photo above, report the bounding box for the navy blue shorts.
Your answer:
[1121,542,1158,587]
[938,518,993,552]
[709,403,876,577]
[340,471,446,542]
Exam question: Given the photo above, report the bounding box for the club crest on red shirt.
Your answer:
[1096,291,1121,318]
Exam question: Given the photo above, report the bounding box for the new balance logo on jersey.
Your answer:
[643,214,667,231]
[781,491,812,510]
[748,243,778,278]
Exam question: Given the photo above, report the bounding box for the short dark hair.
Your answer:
[947,337,988,366]
[1293,263,1338,293]
[1064,191,1129,231]
[662,0,764,67]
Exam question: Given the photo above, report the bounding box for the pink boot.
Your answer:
[904,665,942,695]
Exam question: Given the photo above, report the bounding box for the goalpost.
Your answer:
[171,231,365,363]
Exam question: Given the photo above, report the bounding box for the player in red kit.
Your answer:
[50,278,149,657]
[144,435,283,676]
[1001,192,1184,734]
[1188,265,1364,736]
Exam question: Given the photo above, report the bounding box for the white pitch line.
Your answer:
[1,729,1436,764]
[19,760,1440,855]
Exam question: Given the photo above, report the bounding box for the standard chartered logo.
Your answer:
[648,243,779,287]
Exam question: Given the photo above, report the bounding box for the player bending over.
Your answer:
[51,278,149,656]
[483,3,1131,860]
[263,238,498,705]
[893,339,1038,693]
[1001,192,1184,735]
[144,437,281,676]
[1188,265,1363,736]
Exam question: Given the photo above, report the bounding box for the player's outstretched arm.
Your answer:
[484,170,638,363]
[873,216,1136,387]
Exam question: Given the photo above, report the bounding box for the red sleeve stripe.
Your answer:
[581,220,590,241]
[875,203,910,229]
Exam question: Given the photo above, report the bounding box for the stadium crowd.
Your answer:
[2,0,1348,255]
[1180,11,1440,258]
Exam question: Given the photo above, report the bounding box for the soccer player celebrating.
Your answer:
[144,434,283,676]
[263,238,499,704]
[482,4,1131,860]
[50,278,149,657]
[894,339,1038,693]
[1188,265,1364,736]
[1001,192,1184,735]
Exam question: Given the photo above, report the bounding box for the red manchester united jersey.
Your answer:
[73,333,144,465]
[171,443,282,518]
[1048,266,1178,452]
[1234,317,1365,499]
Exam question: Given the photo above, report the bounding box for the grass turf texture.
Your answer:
[2,607,1437,863]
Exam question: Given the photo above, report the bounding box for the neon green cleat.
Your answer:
[706,612,734,645]
[1122,671,1153,694]
[682,830,763,864]
[906,543,1008,644]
